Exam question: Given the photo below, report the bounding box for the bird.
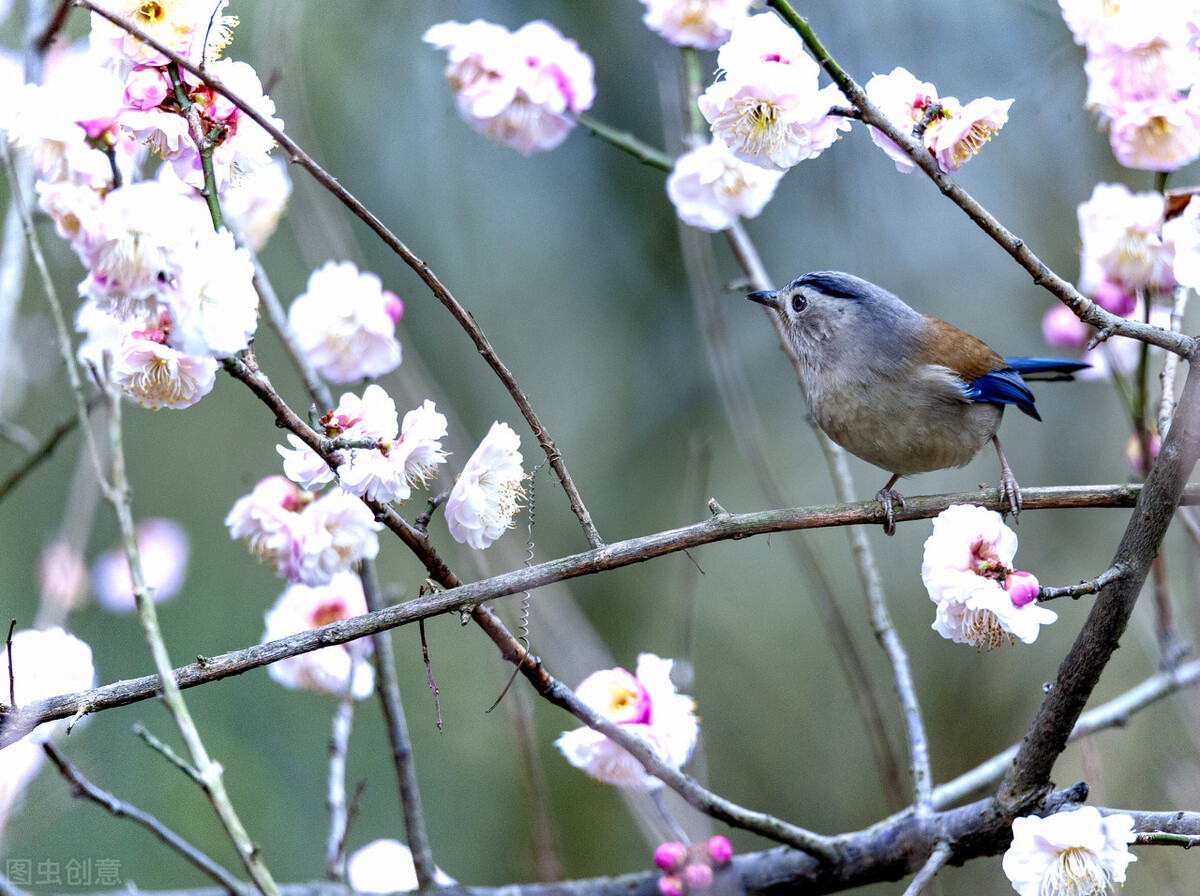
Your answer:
[746,271,1088,535]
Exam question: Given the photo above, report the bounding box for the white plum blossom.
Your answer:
[1164,194,1200,290]
[698,14,848,171]
[110,324,219,409]
[221,156,292,251]
[666,137,785,231]
[921,505,1056,648]
[864,67,940,173]
[1077,182,1174,301]
[445,421,525,550]
[261,571,374,699]
[424,19,595,155]
[91,518,190,612]
[226,476,382,586]
[287,261,403,384]
[924,95,1013,171]
[0,627,96,744]
[346,840,456,893]
[637,0,753,50]
[1002,806,1137,896]
[165,228,259,358]
[555,654,699,791]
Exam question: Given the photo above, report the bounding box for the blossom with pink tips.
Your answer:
[287,261,403,384]
[424,19,595,155]
[110,325,219,410]
[921,505,1055,648]
[225,476,382,586]
[666,138,784,231]
[555,653,699,791]
[445,421,525,549]
[699,14,848,171]
[925,95,1013,171]
[863,67,940,173]
[91,518,190,613]
[637,0,752,50]
[1003,806,1136,896]
[261,572,375,700]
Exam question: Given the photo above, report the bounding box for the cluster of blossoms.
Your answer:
[556,653,698,791]
[229,400,526,697]
[863,67,1012,174]
[1003,806,1137,896]
[1,3,292,411]
[423,18,595,155]
[0,628,96,847]
[920,505,1055,649]
[654,837,733,896]
[1060,0,1200,171]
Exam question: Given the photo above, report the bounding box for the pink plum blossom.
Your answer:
[445,421,525,550]
[110,324,219,410]
[638,0,753,50]
[91,517,190,612]
[424,19,594,155]
[924,95,1013,171]
[261,571,375,699]
[666,138,784,231]
[287,261,403,384]
[921,505,1055,648]
[1041,304,1090,351]
[1077,182,1174,298]
[1003,807,1136,896]
[555,654,699,791]
[863,67,940,173]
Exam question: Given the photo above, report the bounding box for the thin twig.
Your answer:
[1037,563,1129,601]
[43,744,249,896]
[76,0,604,550]
[8,481,1200,747]
[5,620,14,709]
[325,693,355,882]
[901,841,951,896]
[358,561,437,890]
[134,723,204,786]
[0,393,107,505]
[418,618,442,730]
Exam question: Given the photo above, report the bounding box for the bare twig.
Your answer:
[325,693,354,882]
[1037,563,1130,601]
[7,481,1200,747]
[900,841,950,896]
[43,744,249,896]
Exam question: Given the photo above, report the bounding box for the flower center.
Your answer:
[1040,846,1111,896]
[961,607,1015,651]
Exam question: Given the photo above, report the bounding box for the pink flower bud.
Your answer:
[657,874,684,896]
[1003,570,1040,608]
[1092,277,1136,316]
[683,864,714,890]
[706,835,733,866]
[383,290,404,325]
[654,842,689,873]
[1041,305,1090,350]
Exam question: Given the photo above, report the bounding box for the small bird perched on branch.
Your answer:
[746,271,1088,535]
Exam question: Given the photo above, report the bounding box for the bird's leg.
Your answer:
[875,473,906,536]
[992,434,1022,519]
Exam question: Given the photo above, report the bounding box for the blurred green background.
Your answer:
[2,1,1198,894]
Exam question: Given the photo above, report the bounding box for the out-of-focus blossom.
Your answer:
[1106,94,1200,172]
[863,67,940,173]
[921,505,1056,648]
[924,95,1013,171]
[1002,806,1136,896]
[220,156,292,251]
[226,476,382,585]
[445,421,524,550]
[707,836,734,866]
[699,14,848,171]
[346,839,456,893]
[1077,182,1174,299]
[89,0,238,69]
[166,228,259,358]
[655,842,689,873]
[555,654,698,791]
[666,138,784,231]
[261,572,374,699]
[1164,195,1200,290]
[37,541,89,615]
[1041,304,1090,351]
[1124,429,1161,473]
[637,0,753,50]
[0,740,44,849]
[862,67,1011,173]
[92,518,190,612]
[287,261,403,384]
[1077,301,1172,380]
[0,627,96,744]
[424,19,595,155]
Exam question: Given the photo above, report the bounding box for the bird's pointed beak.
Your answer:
[746,289,780,310]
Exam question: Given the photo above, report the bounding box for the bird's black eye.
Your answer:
[790,294,807,314]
